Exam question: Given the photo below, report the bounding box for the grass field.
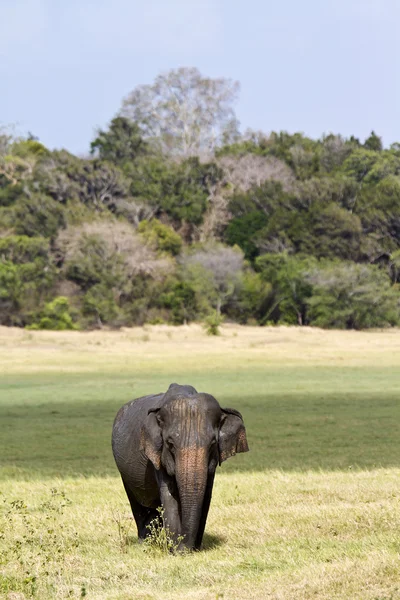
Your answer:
[1,324,400,599]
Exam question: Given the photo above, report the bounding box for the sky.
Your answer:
[1,0,399,155]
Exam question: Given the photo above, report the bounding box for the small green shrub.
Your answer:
[159,281,198,324]
[204,312,224,336]
[27,296,77,330]
[138,219,183,256]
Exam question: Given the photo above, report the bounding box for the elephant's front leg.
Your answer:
[156,471,182,544]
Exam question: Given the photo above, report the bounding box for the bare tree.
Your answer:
[181,243,244,314]
[114,199,157,227]
[56,221,173,279]
[320,134,352,172]
[289,145,315,174]
[0,128,12,157]
[199,154,295,242]
[121,67,240,158]
[217,154,295,192]
[199,185,231,242]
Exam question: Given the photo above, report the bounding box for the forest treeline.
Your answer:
[1,67,400,330]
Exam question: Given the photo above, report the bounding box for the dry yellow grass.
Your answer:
[2,470,400,599]
[1,324,400,375]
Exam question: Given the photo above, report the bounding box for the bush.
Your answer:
[12,194,66,239]
[0,235,50,263]
[143,507,183,555]
[138,219,183,256]
[159,281,198,324]
[28,297,77,330]
[203,312,224,336]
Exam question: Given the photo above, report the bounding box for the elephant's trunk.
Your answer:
[175,446,208,550]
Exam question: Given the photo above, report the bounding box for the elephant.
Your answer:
[112,383,249,551]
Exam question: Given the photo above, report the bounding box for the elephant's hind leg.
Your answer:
[121,478,160,539]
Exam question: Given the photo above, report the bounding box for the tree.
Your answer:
[11,193,66,239]
[306,262,399,329]
[198,183,231,242]
[158,281,198,324]
[138,219,183,256]
[218,130,320,179]
[55,221,176,327]
[160,157,222,228]
[296,203,362,261]
[90,117,147,165]
[256,253,316,325]
[202,154,294,244]
[38,150,131,211]
[289,144,319,180]
[363,153,400,184]
[0,236,56,326]
[343,148,380,182]
[225,212,268,260]
[121,67,240,157]
[0,235,51,263]
[364,131,383,152]
[233,270,272,324]
[356,176,400,258]
[229,180,291,218]
[0,127,12,157]
[0,138,48,187]
[389,249,400,283]
[120,154,169,223]
[226,181,294,257]
[181,243,244,315]
[56,221,173,286]
[320,134,353,172]
[125,155,222,234]
[217,154,294,192]
[294,175,359,211]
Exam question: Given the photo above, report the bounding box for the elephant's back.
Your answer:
[112,393,164,466]
[113,393,163,432]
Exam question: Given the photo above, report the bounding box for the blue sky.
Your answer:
[1,0,398,154]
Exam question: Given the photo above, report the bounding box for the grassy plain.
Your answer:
[1,324,400,599]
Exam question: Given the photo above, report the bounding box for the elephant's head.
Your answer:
[139,384,248,549]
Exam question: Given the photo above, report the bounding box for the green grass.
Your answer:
[1,365,400,479]
[1,325,400,599]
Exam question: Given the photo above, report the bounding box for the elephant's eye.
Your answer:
[166,439,175,454]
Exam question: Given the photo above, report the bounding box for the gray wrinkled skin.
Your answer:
[112,383,249,551]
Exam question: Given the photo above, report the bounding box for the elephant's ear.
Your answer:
[218,408,249,464]
[140,408,162,470]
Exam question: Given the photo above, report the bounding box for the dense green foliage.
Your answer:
[1,69,400,329]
